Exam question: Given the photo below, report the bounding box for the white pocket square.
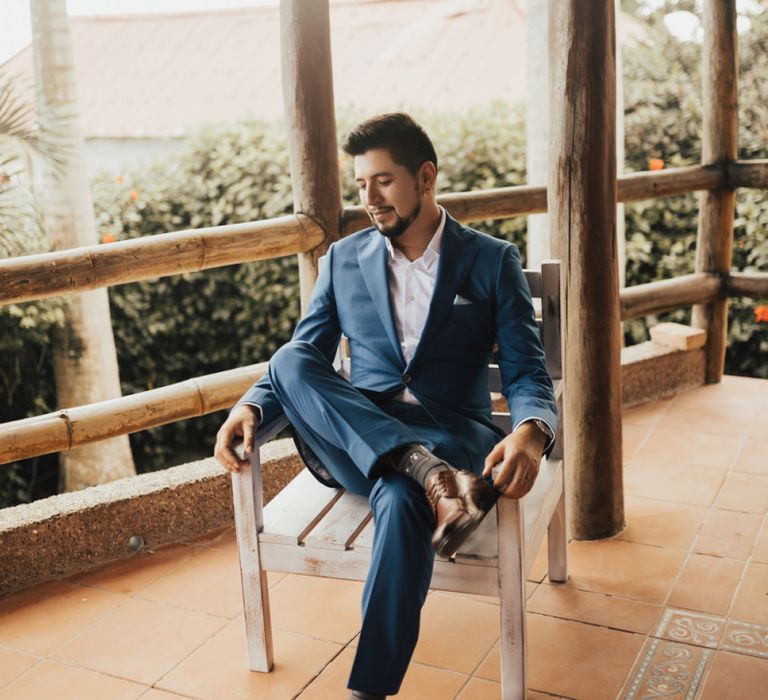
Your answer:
[453,294,472,305]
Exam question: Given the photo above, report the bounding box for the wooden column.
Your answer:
[280,0,342,312]
[548,0,624,540]
[692,0,738,383]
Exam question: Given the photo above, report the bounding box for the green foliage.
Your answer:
[2,13,767,506]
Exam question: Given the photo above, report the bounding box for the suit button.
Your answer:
[402,373,412,384]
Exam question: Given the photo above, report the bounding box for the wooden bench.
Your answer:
[231,260,566,699]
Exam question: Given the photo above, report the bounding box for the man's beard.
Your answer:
[372,201,421,239]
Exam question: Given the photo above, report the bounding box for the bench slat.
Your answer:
[303,491,372,550]
[261,469,343,545]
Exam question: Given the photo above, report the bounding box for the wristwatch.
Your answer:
[531,419,553,441]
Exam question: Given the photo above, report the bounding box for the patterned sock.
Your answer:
[389,443,452,488]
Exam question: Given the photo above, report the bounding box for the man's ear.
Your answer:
[420,161,437,193]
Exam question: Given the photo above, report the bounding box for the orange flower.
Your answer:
[129,188,139,202]
[101,233,117,244]
[115,175,124,184]
[755,305,768,323]
[648,158,664,171]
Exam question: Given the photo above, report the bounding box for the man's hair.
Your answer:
[341,113,438,175]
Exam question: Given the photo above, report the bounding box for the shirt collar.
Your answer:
[384,207,446,271]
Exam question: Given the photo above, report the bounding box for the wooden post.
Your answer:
[548,0,624,540]
[692,0,738,384]
[280,0,342,312]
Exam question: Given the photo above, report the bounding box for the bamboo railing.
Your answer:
[0,165,730,306]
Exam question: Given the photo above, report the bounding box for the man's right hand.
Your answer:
[214,404,260,473]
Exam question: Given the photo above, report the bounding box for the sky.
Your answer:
[0,0,277,65]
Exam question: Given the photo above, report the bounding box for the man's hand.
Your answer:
[214,404,260,473]
[482,422,548,499]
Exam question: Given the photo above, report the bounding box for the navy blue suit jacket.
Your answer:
[239,213,557,471]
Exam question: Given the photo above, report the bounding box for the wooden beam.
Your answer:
[727,272,768,299]
[620,273,722,320]
[692,0,738,383]
[548,0,623,540]
[617,165,723,202]
[728,159,768,189]
[0,215,323,306]
[0,364,267,465]
[280,0,342,313]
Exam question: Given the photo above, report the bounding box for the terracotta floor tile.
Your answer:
[729,562,768,626]
[733,437,768,476]
[654,608,725,648]
[51,597,226,685]
[411,591,500,674]
[617,496,707,550]
[623,424,651,461]
[267,570,287,588]
[526,614,644,700]
[0,660,146,700]
[621,637,713,699]
[720,619,768,658]
[624,459,725,506]
[672,376,768,409]
[139,690,196,700]
[137,544,243,618]
[753,519,768,564]
[527,582,661,634]
[661,401,756,438]
[268,574,363,644]
[666,554,744,616]
[565,539,686,604]
[621,398,673,427]
[748,409,768,441]
[634,428,742,470]
[156,618,341,699]
[455,676,500,699]
[0,647,39,688]
[70,543,196,596]
[699,650,768,699]
[474,641,500,682]
[694,509,763,560]
[0,581,125,655]
[297,645,355,699]
[527,535,549,583]
[714,472,768,514]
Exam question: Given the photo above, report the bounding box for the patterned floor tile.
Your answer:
[654,609,725,649]
[720,619,768,659]
[621,637,713,699]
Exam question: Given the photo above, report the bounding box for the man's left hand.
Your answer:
[482,422,548,499]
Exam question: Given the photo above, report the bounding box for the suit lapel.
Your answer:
[408,215,481,368]
[357,230,405,364]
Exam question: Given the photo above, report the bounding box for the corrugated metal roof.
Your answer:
[1,0,645,139]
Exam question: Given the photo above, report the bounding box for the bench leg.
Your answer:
[231,452,274,672]
[547,491,568,583]
[497,497,527,700]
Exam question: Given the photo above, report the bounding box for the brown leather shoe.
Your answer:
[425,469,495,558]
[454,470,500,518]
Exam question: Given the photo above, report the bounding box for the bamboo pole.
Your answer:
[0,215,323,306]
[548,0,623,540]
[0,164,730,308]
[620,273,722,320]
[0,364,267,465]
[692,0,738,383]
[280,0,342,312]
[728,160,768,189]
[727,272,768,299]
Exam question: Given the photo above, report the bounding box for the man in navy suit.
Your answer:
[215,113,557,699]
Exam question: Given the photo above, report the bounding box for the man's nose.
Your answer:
[365,184,382,206]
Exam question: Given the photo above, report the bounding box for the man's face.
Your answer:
[353,148,422,239]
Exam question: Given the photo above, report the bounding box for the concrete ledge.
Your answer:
[621,341,706,407]
[1,342,707,597]
[0,438,302,596]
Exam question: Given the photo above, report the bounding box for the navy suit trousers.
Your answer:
[268,340,477,695]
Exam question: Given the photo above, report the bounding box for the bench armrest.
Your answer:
[232,414,291,461]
